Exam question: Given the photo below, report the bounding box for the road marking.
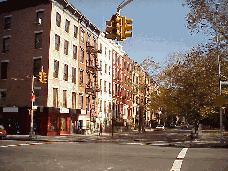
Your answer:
[170,148,188,171]
[0,142,52,148]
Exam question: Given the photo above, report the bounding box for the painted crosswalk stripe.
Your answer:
[7,145,17,147]
[170,148,188,171]
[0,146,8,148]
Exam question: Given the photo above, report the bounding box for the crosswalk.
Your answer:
[0,142,52,148]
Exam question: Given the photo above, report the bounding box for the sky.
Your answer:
[0,0,210,64]
[66,0,210,64]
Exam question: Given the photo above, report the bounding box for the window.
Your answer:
[100,79,102,94]
[53,88,58,107]
[81,29,84,43]
[65,19,70,32]
[72,67,76,83]
[63,90,67,108]
[109,50,111,60]
[35,32,42,49]
[86,52,90,66]
[79,95,83,108]
[60,115,66,131]
[104,81,106,92]
[0,91,6,106]
[3,37,10,52]
[1,62,8,79]
[5,17,11,30]
[55,34,60,51]
[80,48,84,63]
[105,47,107,56]
[80,70,83,84]
[100,100,102,112]
[64,40,69,55]
[105,64,107,73]
[74,25,78,38]
[92,98,95,111]
[73,45,77,59]
[72,92,76,109]
[53,60,59,78]
[109,83,111,94]
[86,72,90,86]
[33,58,41,77]
[109,66,111,75]
[100,43,102,51]
[93,38,96,48]
[50,115,57,132]
[63,64,68,81]
[87,34,90,44]
[104,101,106,114]
[37,11,44,24]
[86,96,89,111]
[56,12,61,27]
[34,89,40,106]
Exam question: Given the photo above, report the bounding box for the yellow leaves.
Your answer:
[213,95,228,107]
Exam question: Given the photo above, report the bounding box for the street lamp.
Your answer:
[215,3,225,144]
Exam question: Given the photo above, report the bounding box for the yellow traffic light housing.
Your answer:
[112,14,122,38]
[121,16,133,40]
[105,20,115,40]
[42,72,47,83]
[39,71,43,83]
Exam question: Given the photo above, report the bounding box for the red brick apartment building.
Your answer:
[112,51,133,125]
[0,0,101,135]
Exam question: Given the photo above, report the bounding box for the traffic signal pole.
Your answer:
[29,75,35,139]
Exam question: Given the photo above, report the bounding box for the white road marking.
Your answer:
[0,146,8,148]
[18,144,30,146]
[170,148,188,171]
[7,145,17,147]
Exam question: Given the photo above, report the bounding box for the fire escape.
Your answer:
[85,41,102,95]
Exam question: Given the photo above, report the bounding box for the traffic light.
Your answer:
[121,16,133,40]
[105,13,122,40]
[112,14,122,39]
[42,72,47,83]
[105,19,115,39]
[39,71,43,83]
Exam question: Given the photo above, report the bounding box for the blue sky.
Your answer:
[1,0,209,64]
[68,0,209,64]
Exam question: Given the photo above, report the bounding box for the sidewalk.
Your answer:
[4,129,228,148]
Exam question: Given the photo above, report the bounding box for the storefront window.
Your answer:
[50,115,57,132]
[60,116,66,131]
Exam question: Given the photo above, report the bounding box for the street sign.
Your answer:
[221,81,228,85]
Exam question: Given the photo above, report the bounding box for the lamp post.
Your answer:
[215,3,225,144]
[29,75,35,139]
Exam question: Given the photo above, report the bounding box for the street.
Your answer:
[0,128,228,171]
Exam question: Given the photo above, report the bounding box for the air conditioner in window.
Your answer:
[35,18,42,25]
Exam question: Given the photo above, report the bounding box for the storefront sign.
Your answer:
[3,107,18,112]
[60,108,69,113]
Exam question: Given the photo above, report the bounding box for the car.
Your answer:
[170,123,176,128]
[0,125,7,140]
[155,125,165,130]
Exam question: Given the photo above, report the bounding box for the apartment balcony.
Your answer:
[86,41,102,54]
[86,61,102,72]
[85,84,100,94]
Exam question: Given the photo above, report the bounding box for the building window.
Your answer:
[65,19,70,32]
[33,58,41,77]
[100,43,102,51]
[86,96,89,111]
[3,37,10,52]
[79,95,83,109]
[63,90,67,108]
[63,64,68,81]
[55,34,60,51]
[100,100,102,112]
[4,17,11,30]
[53,60,59,78]
[80,48,84,63]
[73,45,77,59]
[53,88,58,107]
[56,12,61,27]
[35,32,42,49]
[72,92,76,109]
[109,66,111,75]
[105,64,107,73]
[64,40,69,55]
[86,72,90,86]
[109,50,111,60]
[87,34,90,44]
[34,89,40,106]
[104,101,106,114]
[81,29,84,43]
[0,91,6,106]
[92,98,95,111]
[74,25,78,38]
[72,67,76,83]
[80,70,83,84]
[104,81,106,92]
[105,47,107,56]
[109,83,111,94]
[1,62,8,79]
[100,79,102,94]
[37,11,44,24]
[93,38,96,48]
[86,52,90,66]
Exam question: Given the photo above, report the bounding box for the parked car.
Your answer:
[155,125,165,130]
[0,125,7,140]
[170,123,176,128]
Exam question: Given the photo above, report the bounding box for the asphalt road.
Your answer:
[0,140,228,171]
